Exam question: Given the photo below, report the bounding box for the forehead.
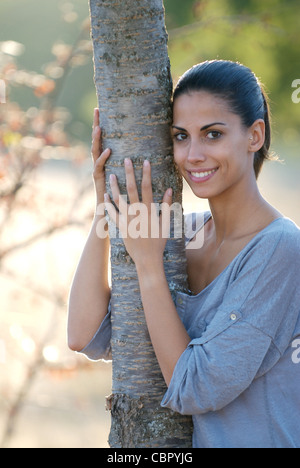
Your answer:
[173,91,236,126]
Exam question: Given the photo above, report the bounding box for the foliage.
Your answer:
[0,12,95,448]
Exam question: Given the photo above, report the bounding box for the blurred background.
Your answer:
[0,0,299,448]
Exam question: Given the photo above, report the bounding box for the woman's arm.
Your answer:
[136,261,191,386]
[68,109,111,352]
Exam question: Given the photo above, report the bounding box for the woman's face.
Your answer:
[172,91,257,200]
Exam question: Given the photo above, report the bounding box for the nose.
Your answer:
[187,138,206,164]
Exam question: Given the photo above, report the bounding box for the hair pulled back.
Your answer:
[173,60,272,178]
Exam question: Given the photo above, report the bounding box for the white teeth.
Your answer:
[191,169,217,178]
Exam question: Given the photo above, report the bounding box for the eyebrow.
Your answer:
[172,122,227,132]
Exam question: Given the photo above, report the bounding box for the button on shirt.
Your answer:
[79,214,300,448]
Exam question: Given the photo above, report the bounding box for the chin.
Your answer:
[188,184,220,201]
[185,175,234,201]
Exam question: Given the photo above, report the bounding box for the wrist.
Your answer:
[93,177,106,204]
[94,193,107,217]
[136,257,165,282]
[95,193,106,208]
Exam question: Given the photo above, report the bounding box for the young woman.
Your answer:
[68,60,300,448]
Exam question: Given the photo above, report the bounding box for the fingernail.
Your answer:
[124,158,131,166]
[143,160,150,167]
[168,188,173,197]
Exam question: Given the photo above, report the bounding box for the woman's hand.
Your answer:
[104,158,173,269]
[91,108,111,205]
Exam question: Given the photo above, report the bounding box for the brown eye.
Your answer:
[174,133,187,142]
[207,131,222,140]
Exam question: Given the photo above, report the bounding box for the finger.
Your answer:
[141,160,153,206]
[93,108,100,131]
[162,188,173,205]
[124,158,139,204]
[109,174,128,214]
[93,148,111,178]
[91,126,102,163]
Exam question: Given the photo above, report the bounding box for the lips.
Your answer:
[187,168,219,182]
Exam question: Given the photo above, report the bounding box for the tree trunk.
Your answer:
[89,0,193,448]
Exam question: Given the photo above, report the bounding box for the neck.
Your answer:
[207,173,275,243]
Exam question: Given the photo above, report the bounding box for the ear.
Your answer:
[248,119,265,153]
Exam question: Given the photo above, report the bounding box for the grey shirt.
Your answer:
[80,214,300,448]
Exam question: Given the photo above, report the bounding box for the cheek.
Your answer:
[217,138,248,168]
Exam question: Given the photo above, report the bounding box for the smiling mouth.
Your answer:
[189,168,218,179]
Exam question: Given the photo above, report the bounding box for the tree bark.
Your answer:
[89,0,193,448]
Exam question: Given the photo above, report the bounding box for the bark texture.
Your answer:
[89,0,193,448]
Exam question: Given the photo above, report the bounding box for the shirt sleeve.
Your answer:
[162,222,300,415]
[78,305,112,361]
